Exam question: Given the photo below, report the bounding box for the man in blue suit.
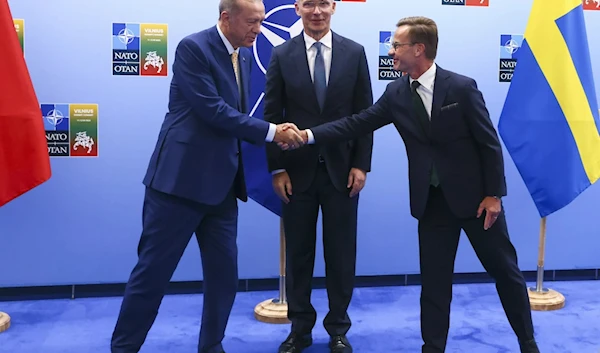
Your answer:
[110,1,305,353]
[281,16,541,353]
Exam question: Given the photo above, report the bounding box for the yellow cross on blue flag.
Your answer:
[498,0,600,218]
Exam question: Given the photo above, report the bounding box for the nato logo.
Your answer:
[378,31,400,81]
[42,104,70,157]
[250,1,303,116]
[379,31,391,57]
[112,23,141,75]
[499,34,523,82]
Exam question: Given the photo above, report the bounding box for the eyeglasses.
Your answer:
[391,42,415,50]
[301,1,332,10]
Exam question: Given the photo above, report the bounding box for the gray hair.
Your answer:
[219,0,263,16]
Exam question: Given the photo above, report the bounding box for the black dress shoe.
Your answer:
[519,339,540,353]
[329,335,352,353]
[278,332,312,353]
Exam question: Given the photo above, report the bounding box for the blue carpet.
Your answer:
[0,281,599,352]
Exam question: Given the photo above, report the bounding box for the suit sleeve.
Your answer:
[173,37,270,145]
[311,88,393,144]
[263,48,285,172]
[350,46,374,172]
[462,79,507,197]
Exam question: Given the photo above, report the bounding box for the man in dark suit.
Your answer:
[281,16,541,353]
[110,1,305,353]
[263,1,373,352]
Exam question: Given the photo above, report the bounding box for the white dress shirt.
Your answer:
[409,63,437,119]
[216,24,276,142]
[303,30,333,85]
[216,23,238,58]
[273,31,333,174]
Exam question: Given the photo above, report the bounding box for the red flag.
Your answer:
[0,0,51,207]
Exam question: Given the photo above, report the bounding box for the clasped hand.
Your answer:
[273,123,307,150]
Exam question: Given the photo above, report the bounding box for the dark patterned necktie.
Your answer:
[411,80,439,187]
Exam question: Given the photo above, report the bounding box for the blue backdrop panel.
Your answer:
[0,0,598,287]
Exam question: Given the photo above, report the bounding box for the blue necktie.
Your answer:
[313,42,327,111]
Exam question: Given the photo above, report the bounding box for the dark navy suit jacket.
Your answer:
[264,31,373,193]
[310,66,507,219]
[143,26,271,205]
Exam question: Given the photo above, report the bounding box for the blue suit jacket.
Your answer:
[143,26,271,205]
[310,66,507,219]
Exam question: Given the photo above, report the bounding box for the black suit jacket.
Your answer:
[264,31,373,193]
[310,66,506,219]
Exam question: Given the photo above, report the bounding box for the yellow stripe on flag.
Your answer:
[525,0,600,184]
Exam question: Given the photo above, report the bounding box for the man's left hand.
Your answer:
[347,168,367,197]
[477,196,501,230]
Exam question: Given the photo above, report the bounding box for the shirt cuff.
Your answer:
[306,129,315,144]
[265,123,276,142]
[271,169,286,175]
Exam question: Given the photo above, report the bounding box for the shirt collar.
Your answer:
[409,62,437,92]
[303,30,333,51]
[216,23,238,55]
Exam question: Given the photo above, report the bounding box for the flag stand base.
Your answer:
[527,287,565,311]
[254,219,290,324]
[0,312,10,333]
[254,298,290,324]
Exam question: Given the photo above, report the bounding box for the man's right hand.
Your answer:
[277,126,309,150]
[272,171,292,204]
[274,123,304,149]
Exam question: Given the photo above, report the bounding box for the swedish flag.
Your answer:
[498,0,600,218]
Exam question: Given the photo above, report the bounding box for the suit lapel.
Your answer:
[325,33,345,108]
[291,34,321,115]
[208,27,241,110]
[239,50,249,113]
[431,67,451,124]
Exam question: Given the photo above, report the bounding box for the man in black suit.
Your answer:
[263,1,373,352]
[281,16,540,353]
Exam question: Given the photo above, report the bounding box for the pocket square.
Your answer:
[441,102,459,111]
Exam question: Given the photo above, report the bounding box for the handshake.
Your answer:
[273,123,307,150]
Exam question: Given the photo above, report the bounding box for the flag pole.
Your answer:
[254,218,290,324]
[0,312,10,333]
[526,217,565,311]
